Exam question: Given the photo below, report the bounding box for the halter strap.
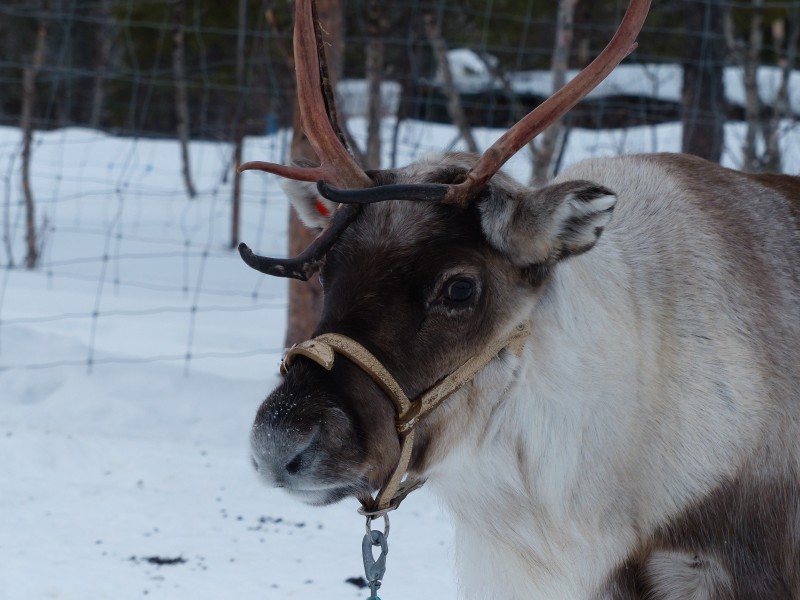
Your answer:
[281,320,531,514]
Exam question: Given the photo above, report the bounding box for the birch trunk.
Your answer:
[763,15,798,172]
[21,22,48,270]
[230,0,247,248]
[172,0,196,198]
[531,0,577,187]
[742,0,764,171]
[423,13,479,154]
[365,0,385,169]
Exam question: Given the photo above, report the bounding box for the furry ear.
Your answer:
[279,178,337,229]
[480,179,617,266]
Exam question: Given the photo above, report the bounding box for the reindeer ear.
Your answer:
[279,179,338,229]
[480,179,616,266]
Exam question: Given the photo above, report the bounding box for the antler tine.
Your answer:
[240,0,371,189]
[316,181,449,204]
[238,203,361,281]
[441,0,651,207]
[239,0,650,279]
[238,0,372,281]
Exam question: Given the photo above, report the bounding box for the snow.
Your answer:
[0,125,454,600]
[337,80,402,118]
[445,49,800,114]
[1,112,799,598]
[434,49,499,94]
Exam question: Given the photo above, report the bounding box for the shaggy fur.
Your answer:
[250,152,799,598]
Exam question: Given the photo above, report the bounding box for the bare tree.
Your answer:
[172,0,196,198]
[531,0,578,187]
[90,0,115,129]
[474,52,538,164]
[365,0,386,169]
[764,15,799,171]
[21,21,48,270]
[423,12,479,153]
[230,0,248,249]
[727,2,798,172]
[682,0,726,162]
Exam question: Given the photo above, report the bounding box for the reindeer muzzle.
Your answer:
[280,321,532,515]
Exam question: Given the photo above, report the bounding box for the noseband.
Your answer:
[280,321,532,516]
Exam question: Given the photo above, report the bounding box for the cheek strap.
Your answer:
[281,320,531,515]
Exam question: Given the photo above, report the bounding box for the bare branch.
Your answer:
[423,12,479,154]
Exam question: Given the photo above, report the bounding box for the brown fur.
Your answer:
[251,152,800,596]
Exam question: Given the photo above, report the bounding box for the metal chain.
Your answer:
[362,515,389,599]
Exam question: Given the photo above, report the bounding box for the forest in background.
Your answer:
[0,0,797,140]
[4,0,799,339]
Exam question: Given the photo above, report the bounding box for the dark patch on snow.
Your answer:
[246,515,309,532]
[346,576,368,589]
[145,556,186,566]
[130,555,187,566]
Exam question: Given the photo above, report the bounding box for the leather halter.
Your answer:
[280,321,532,516]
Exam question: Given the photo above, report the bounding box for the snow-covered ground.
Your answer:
[1,117,798,599]
[0,123,460,600]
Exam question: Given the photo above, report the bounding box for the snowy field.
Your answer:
[1,117,799,600]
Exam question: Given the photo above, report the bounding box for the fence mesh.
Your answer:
[0,0,798,374]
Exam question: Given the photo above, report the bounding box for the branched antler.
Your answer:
[240,0,651,279]
[239,0,370,189]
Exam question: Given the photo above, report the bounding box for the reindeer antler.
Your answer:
[238,0,372,281]
[317,0,651,208]
[240,0,651,280]
[239,0,370,189]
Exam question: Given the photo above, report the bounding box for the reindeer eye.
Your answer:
[445,277,475,303]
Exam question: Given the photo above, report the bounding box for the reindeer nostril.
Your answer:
[285,453,303,475]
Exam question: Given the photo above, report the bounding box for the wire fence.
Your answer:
[0,0,798,375]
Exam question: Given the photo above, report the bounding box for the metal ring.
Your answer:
[364,513,390,539]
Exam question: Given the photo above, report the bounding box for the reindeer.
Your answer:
[243,0,800,597]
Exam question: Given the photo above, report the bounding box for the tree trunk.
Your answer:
[230,0,247,249]
[423,12,479,154]
[531,0,578,187]
[231,128,244,249]
[741,0,764,170]
[365,0,385,169]
[90,0,114,130]
[21,22,48,270]
[681,0,726,163]
[474,51,540,168]
[764,15,799,172]
[172,0,196,198]
[4,152,16,267]
[285,0,344,348]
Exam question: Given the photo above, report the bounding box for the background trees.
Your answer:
[1,0,796,320]
[3,0,795,143]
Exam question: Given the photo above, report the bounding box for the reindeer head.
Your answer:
[245,0,649,511]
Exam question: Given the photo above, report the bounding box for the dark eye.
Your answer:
[445,278,475,303]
